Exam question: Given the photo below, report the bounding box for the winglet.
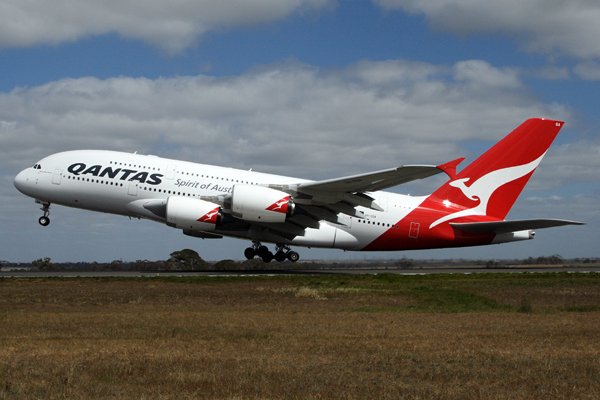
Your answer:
[436,158,465,180]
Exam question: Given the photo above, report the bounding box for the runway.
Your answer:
[2,265,599,278]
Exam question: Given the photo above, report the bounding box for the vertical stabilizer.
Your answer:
[430,118,563,226]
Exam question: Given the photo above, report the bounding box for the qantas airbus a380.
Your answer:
[14,118,583,262]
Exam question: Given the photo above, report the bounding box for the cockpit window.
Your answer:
[32,164,41,169]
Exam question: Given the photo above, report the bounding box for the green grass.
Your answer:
[4,271,598,314]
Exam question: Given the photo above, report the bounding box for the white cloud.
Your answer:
[573,61,600,80]
[453,60,521,88]
[531,139,600,190]
[0,0,333,54]
[375,0,600,59]
[532,66,570,81]
[1,59,572,182]
[518,194,600,224]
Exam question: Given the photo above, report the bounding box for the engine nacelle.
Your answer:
[166,196,223,231]
[231,185,294,223]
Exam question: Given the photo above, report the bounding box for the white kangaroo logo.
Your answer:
[429,152,546,229]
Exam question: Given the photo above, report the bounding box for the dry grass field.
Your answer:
[1,273,599,399]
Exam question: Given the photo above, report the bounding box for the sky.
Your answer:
[1,0,599,263]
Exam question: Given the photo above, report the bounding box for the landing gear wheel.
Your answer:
[261,251,274,263]
[38,202,51,226]
[244,247,255,260]
[257,246,269,257]
[246,242,297,263]
[286,251,299,262]
[274,251,286,262]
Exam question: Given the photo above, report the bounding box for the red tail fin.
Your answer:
[430,119,564,225]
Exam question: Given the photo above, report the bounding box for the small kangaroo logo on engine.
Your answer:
[197,207,220,224]
[266,196,290,214]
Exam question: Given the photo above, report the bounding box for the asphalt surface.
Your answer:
[2,265,600,278]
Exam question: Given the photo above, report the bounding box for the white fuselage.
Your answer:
[14,150,427,251]
[16,120,581,260]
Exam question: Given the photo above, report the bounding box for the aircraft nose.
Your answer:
[14,169,32,195]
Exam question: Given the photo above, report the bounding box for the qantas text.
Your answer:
[68,163,163,185]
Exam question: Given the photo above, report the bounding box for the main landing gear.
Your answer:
[38,202,51,226]
[244,242,299,263]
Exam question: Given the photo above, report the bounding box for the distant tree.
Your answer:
[169,249,206,270]
[109,260,126,271]
[485,259,505,268]
[548,254,563,265]
[534,254,563,265]
[32,257,54,270]
[395,256,413,269]
[130,259,150,271]
[241,258,270,270]
[213,259,241,270]
[522,257,535,265]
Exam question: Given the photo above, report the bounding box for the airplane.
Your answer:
[14,118,584,262]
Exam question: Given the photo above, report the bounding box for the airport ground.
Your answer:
[1,272,599,399]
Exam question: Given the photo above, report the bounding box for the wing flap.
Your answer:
[287,214,321,230]
[450,218,585,234]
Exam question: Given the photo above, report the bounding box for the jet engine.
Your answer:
[166,196,223,231]
[231,185,294,223]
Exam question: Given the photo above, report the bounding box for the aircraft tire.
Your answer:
[257,246,269,257]
[244,247,255,260]
[286,251,299,262]
[261,251,274,263]
[274,251,286,262]
[39,216,50,226]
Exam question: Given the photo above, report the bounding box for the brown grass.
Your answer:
[0,277,599,399]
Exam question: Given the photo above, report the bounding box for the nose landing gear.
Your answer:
[38,202,51,226]
[244,242,299,263]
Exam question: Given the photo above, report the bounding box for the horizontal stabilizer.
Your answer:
[450,218,585,234]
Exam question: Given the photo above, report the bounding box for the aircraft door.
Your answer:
[379,196,388,212]
[128,181,138,196]
[338,214,352,228]
[52,169,63,185]
[166,164,177,180]
[409,222,420,238]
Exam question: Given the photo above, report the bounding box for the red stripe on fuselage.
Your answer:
[361,197,497,251]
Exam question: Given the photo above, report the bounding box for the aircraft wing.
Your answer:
[295,165,443,193]
[262,165,442,233]
[204,163,448,241]
[450,218,585,234]
[270,165,442,213]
